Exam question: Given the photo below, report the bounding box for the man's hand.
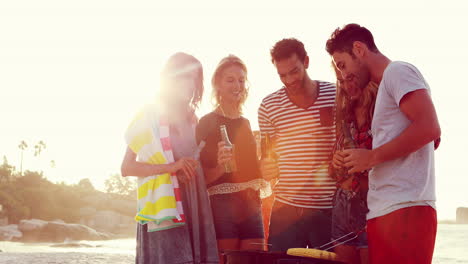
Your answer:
[342,148,375,173]
[260,158,279,180]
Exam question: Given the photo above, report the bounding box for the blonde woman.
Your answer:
[329,64,378,264]
[196,55,265,262]
[121,52,219,264]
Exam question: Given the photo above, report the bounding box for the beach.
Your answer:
[0,252,134,264]
[1,224,467,264]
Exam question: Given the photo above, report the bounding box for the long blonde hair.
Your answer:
[333,64,378,136]
[211,55,249,112]
[159,52,204,111]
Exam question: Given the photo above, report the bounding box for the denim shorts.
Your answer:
[331,188,369,248]
[268,200,332,252]
[209,188,264,240]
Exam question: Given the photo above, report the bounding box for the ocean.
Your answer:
[0,224,466,263]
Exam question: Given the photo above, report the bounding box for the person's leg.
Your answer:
[210,193,241,263]
[400,206,437,264]
[239,189,266,250]
[306,208,332,249]
[367,206,437,264]
[334,245,360,264]
[268,200,306,251]
[359,248,369,264]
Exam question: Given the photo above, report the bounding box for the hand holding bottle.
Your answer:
[260,158,279,181]
[217,141,233,167]
[260,132,279,180]
[219,125,237,173]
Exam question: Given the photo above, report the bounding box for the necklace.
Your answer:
[218,105,240,119]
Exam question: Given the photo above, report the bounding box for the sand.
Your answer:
[0,252,134,264]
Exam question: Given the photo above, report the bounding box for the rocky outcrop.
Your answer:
[7,219,112,242]
[80,210,134,235]
[50,242,96,248]
[0,217,8,226]
[78,197,136,236]
[0,193,137,241]
[0,225,22,241]
[38,221,111,242]
[456,207,468,224]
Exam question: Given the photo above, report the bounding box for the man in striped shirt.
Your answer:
[258,38,336,251]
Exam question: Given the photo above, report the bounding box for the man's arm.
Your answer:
[258,101,280,180]
[344,89,441,173]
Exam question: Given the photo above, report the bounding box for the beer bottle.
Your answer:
[220,125,237,173]
[341,120,356,150]
[336,120,355,178]
[261,132,276,160]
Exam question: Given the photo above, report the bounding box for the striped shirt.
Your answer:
[258,81,337,208]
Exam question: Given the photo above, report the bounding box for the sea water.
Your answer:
[0,224,467,264]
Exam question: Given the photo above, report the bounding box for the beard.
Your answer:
[343,64,370,102]
[285,76,306,95]
[355,60,371,89]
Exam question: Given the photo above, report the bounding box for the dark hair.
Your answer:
[160,52,204,109]
[270,38,307,64]
[326,23,379,56]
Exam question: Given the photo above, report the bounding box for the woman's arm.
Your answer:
[120,147,198,181]
[203,166,225,185]
[203,141,231,184]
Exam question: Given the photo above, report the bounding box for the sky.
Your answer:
[0,0,467,220]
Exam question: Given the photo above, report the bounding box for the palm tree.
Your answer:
[34,140,46,157]
[18,140,28,175]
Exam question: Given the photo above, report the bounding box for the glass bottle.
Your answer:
[220,125,237,173]
[261,132,276,160]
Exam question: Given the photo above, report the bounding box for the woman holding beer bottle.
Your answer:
[329,64,378,264]
[196,55,266,262]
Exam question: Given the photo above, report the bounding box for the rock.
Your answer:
[79,207,97,217]
[16,219,111,242]
[18,219,47,232]
[18,219,48,241]
[0,224,22,241]
[96,211,133,233]
[456,207,468,224]
[0,217,8,226]
[37,222,111,242]
[80,209,135,235]
[50,242,94,248]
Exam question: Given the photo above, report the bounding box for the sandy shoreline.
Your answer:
[0,252,135,264]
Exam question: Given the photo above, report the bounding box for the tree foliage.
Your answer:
[104,173,136,197]
[0,158,135,224]
[78,178,95,191]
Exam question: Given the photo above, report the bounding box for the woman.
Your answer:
[329,65,378,264]
[121,52,219,264]
[196,55,266,262]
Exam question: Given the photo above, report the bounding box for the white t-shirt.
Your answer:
[367,61,436,220]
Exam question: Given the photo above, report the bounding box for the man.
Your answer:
[258,38,336,251]
[326,24,441,264]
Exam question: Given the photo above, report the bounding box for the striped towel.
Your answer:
[125,104,185,232]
